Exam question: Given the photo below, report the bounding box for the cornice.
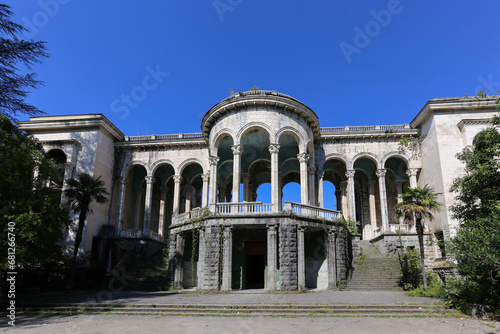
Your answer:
[201,90,320,141]
[18,114,125,141]
[411,97,499,129]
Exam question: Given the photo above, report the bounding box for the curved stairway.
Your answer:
[348,240,402,291]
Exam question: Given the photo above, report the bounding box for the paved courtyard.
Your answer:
[3,291,499,333]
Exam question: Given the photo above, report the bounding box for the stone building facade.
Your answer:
[18,91,499,291]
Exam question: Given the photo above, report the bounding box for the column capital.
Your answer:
[297,152,309,163]
[406,168,419,177]
[269,144,280,155]
[297,225,306,233]
[173,175,183,183]
[266,223,278,231]
[316,170,324,179]
[376,168,387,178]
[231,145,244,155]
[328,228,337,236]
[201,173,210,182]
[345,169,356,179]
[223,224,233,232]
[209,155,220,166]
[145,175,155,185]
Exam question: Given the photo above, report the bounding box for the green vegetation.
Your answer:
[394,185,441,290]
[0,115,71,301]
[0,4,49,121]
[64,173,109,266]
[446,114,500,318]
[398,247,422,291]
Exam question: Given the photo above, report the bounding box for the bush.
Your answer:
[398,247,421,290]
[405,273,444,298]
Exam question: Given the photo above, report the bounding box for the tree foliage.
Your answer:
[0,115,71,271]
[64,173,109,265]
[448,115,500,317]
[0,4,49,122]
[394,185,441,290]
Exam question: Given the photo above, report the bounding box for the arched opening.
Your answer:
[216,135,234,203]
[384,156,410,228]
[322,159,346,212]
[151,164,175,237]
[180,163,204,213]
[279,133,300,206]
[353,157,378,240]
[46,149,67,202]
[241,128,271,203]
[123,165,147,231]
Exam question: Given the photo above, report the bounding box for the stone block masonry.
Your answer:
[279,224,298,291]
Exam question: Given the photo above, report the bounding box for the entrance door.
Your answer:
[244,241,266,289]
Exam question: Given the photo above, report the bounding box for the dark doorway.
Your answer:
[245,241,266,289]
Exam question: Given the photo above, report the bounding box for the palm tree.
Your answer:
[394,185,441,290]
[64,173,109,265]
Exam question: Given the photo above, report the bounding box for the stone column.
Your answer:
[327,229,337,289]
[317,170,325,208]
[267,224,278,291]
[308,166,316,206]
[174,233,185,289]
[335,189,342,211]
[395,180,405,225]
[278,171,283,208]
[406,168,419,188]
[376,169,389,232]
[340,181,348,215]
[221,225,233,291]
[197,228,206,289]
[297,226,305,290]
[134,190,143,230]
[143,176,155,234]
[345,170,356,220]
[209,156,220,204]
[218,185,226,203]
[172,175,182,215]
[185,186,194,213]
[203,225,221,290]
[269,144,280,212]
[298,153,310,205]
[115,177,127,235]
[158,185,168,237]
[242,173,250,202]
[231,145,243,204]
[368,180,377,238]
[279,224,298,291]
[201,174,210,207]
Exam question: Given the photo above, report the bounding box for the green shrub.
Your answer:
[404,273,444,298]
[398,247,421,290]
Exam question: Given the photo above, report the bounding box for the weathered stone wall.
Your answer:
[202,225,221,290]
[279,223,298,290]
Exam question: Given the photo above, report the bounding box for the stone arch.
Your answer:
[121,160,149,178]
[323,153,350,170]
[275,127,306,152]
[178,158,206,175]
[352,152,381,169]
[150,159,176,176]
[236,122,273,145]
[211,128,236,152]
[381,151,412,169]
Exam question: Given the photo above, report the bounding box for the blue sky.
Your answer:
[7,0,500,138]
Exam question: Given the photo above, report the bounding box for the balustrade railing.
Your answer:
[118,229,164,242]
[282,201,343,220]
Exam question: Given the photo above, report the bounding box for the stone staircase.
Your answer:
[120,253,169,292]
[348,240,402,291]
[18,303,455,317]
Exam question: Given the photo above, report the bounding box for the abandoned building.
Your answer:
[18,90,499,291]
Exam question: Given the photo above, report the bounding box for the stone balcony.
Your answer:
[170,201,344,231]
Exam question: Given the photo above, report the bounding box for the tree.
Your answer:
[394,185,441,290]
[0,115,71,271]
[64,173,109,265]
[0,4,49,122]
[448,115,500,316]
